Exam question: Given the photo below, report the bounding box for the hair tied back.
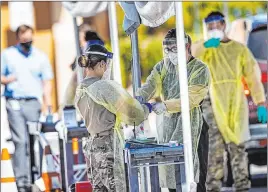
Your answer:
[78,54,89,68]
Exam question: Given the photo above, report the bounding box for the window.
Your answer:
[247,26,267,60]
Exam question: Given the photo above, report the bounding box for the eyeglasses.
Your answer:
[164,47,177,54]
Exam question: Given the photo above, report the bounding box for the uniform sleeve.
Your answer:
[41,55,54,80]
[1,52,8,76]
[63,72,78,106]
[192,40,213,67]
[163,63,210,113]
[242,47,265,104]
[58,72,78,117]
[136,62,162,101]
[85,80,147,126]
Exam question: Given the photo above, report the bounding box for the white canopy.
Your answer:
[119,2,176,34]
[62,2,108,18]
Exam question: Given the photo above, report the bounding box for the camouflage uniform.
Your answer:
[83,130,126,192]
[76,77,147,192]
[202,94,251,191]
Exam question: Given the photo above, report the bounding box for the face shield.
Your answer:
[84,50,113,80]
[163,38,178,67]
[203,15,225,40]
[162,36,189,69]
[87,40,104,47]
[82,40,104,53]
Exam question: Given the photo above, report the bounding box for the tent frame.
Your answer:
[127,2,194,191]
[73,2,194,191]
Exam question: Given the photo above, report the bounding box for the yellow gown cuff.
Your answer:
[163,85,208,113]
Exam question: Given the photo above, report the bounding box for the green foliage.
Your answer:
[118,35,163,88]
[119,38,132,88]
[139,36,163,82]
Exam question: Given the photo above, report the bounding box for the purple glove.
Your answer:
[143,103,153,113]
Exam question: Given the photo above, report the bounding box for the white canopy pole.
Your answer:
[108,2,122,85]
[175,2,194,191]
[223,2,229,25]
[72,17,84,83]
[223,2,231,35]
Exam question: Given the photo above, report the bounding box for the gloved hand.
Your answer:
[204,38,220,48]
[257,105,267,124]
[141,103,152,119]
[152,102,167,115]
[135,96,145,104]
[143,103,152,113]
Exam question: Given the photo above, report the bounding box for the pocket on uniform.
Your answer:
[8,100,21,111]
[29,65,42,79]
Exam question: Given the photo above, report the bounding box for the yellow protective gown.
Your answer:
[137,58,210,188]
[75,77,148,191]
[193,40,265,145]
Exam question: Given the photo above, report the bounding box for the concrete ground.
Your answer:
[1,89,266,191]
[161,164,267,191]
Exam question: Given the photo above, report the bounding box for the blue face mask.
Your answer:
[20,41,32,51]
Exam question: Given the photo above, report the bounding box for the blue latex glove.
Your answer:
[257,105,267,124]
[144,103,153,113]
[151,102,167,115]
[204,38,221,48]
[135,96,145,104]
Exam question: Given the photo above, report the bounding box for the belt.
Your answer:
[95,129,113,138]
[6,97,37,101]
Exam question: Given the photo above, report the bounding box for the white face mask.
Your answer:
[168,52,178,65]
[207,29,224,40]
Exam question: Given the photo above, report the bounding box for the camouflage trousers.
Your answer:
[202,95,251,191]
[83,130,126,192]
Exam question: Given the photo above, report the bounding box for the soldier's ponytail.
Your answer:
[77,44,108,69]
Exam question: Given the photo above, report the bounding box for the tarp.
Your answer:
[119,2,175,34]
[62,2,108,17]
